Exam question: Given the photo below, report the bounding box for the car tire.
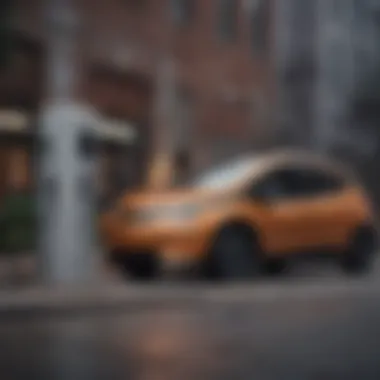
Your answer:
[204,224,261,281]
[340,226,378,275]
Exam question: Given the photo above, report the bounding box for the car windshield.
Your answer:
[190,156,257,190]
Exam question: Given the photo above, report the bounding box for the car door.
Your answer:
[247,166,332,255]
[286,167,350,248]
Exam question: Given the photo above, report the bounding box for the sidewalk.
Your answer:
[0,253,379,317]
[0,276,378,318]
[0,252,122,285]
[0,283,186,316]
[0,253,129,316]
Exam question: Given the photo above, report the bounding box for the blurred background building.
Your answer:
[274,0,317,147]
[313,0,380,154]
[0,0,274,199]
[1,0,380,197]
[275,0,380,155]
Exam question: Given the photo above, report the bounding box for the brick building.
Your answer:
[0,0,274,198]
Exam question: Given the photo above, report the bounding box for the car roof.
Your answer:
[225,149,356,188]
[255,149,343,170]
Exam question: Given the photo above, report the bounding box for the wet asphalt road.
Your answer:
[1,260,380,380]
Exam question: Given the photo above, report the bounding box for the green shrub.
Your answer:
[0,192,37,254]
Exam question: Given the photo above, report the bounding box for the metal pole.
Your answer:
[37,0,97,285]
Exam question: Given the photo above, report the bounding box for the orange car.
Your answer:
[100,150,378,280]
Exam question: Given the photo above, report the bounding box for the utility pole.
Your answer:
[147,56,177,190]
[37,0,98,285]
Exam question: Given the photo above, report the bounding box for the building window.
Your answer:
[250,0,269,54]
[171,0,195,25]
[218,0,239,42]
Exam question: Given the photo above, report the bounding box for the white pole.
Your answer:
[37,0,97,285]
[45,0,77,101]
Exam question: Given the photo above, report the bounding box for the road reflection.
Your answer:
[0,296,379,380]
[46,321,99,380]
[124,311,224,380]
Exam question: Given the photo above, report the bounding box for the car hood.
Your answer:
[116,188,233,209]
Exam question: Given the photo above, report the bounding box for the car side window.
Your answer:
[248,170,290,201]
[249,167,345,202]
[286,168,345,197]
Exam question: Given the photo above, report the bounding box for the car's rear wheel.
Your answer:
[340,226,378,275]
[204,224,261,281]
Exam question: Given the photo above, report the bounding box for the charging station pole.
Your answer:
[37,0,98,285]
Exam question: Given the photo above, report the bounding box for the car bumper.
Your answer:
[101,219,210,270]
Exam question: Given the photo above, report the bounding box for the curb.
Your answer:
[0,280,377,318]
[0,284,204,318]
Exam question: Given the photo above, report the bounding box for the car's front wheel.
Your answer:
[204,224,261,281]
